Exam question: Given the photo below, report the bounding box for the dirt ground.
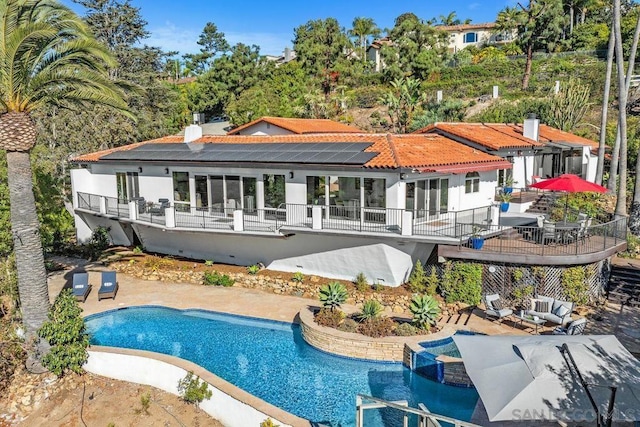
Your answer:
[1,371,223,427]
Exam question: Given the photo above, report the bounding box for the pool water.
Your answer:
[86,306,478,427]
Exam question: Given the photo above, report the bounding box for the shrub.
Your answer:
[37,289,89,377]
[88,226,110,260]
[358,299,383,321]
[511,283,534,310]
[260,419,280,427]
[561,266,590,306]
[135,391,151,415]
[394,322,420,336]
[410,295,440,330]
[424,266,439,296]
[247,265,260,275]
[353,86,387,108]
[203,270,234,287]
[314,307,344,328]
[408,260,426,293]
[132,246,143,254]
[319,282,348,311]
[0,319,25,396]
[357,317,395,338]
[177,371,212,406]
[440,262,482,305]
[292,271,305,282]
[204,260,214,266]
[354,272,369,292]
[337,318,359,333]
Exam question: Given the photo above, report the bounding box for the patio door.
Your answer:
[195,175,208,209]
[116,172,139,204]
[408,178,447,219]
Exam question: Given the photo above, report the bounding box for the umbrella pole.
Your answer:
[561,344,602,426]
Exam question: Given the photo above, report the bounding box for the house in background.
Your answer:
[438,22,515,53]
[227,116,361,136]
[264,47,296,67]
[366,37,392,73]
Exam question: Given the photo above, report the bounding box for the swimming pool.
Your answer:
[86,306,478,427]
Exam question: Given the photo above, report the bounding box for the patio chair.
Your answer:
[553,317,587,335]
[98,271,119,300]
[71,272,91,302]
[484,294,513,323]
[149,198,170,215]
[537,218,557,244]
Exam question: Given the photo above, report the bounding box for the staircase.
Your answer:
[607,265,640,307]
[525,193,557,216]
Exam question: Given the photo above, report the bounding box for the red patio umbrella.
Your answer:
[530,174,607,220]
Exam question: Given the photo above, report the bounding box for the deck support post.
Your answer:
[128,201,138,221]
[402,211,413,236]
[99,196,107,214]
[233,209,244,232]
[312,205,323,230]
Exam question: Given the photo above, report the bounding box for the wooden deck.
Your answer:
[439,233,627,265]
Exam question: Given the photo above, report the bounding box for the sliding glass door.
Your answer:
[408,178,448,220]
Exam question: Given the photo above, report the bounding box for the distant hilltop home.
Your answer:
[367,23,517,72]
[70,116,625,288]
[437,22,515,53]
[264,47,296,67]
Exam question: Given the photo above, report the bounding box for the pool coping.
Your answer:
[86,345,311,427]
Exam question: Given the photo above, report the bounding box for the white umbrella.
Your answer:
[454,335,640,424]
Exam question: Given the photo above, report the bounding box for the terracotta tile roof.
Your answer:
[416,122,598,151]
[227,117,361,135]
[71,133,510,172]
[439,22,496,32]
[72,135,184,163]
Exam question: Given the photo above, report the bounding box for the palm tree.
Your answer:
[612,0,628,219]
[439,11,460,26]
[0,0,130,370]
[349,17,380,62]
[596,27,614,186]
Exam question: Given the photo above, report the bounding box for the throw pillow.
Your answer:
[492,298,503,310]
[553,304,570,318]
[534,300,549,313]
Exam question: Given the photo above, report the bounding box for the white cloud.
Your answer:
[145,22,199,55]
[145,22,291,57]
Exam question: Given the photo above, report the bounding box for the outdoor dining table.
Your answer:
[554,221,581,243]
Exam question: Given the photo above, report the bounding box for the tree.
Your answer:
[348,17,380,63]
[293,18,352,97]
[439,11,460,26]
[496,0,565,90]
[613,0,629,219]
[0,0,130,370]
[547,78,590,132]
[382,77,426,133]
[183,22,229,74]
[596,26,614,185]
[381,14,448,81]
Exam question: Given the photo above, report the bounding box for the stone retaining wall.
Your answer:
[298,307,409,362]
[441,359,474,387]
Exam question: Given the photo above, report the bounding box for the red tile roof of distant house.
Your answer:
[72,133,511,172]
[227,117,361,135]
[415,122,598,151]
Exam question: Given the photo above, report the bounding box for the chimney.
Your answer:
[192,112,205,125]
[523,113,539,142]
[184,124,202,143]
[284,47,291,62]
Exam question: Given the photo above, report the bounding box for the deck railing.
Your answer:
[75,192,627,256]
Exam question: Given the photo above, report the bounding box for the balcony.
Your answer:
[76,192,627,264]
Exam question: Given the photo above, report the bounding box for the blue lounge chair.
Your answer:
[98,271,118,300]
[72,272,91,302]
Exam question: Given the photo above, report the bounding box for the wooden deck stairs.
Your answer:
[607,265,640,307]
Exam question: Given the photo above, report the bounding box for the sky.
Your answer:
[60,0,512,56]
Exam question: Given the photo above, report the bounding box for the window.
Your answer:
[307,176,326,204]
[464,32,477,43]
[195,175,208,208]
[116,172,139,203]
[263,174,285,207]
[364,178,385,208]
[172,172,190,203]
[465,172,480,193]
[243,177,257,211]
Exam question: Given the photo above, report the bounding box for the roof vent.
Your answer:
[523,113,539,142]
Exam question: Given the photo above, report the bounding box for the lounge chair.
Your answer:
[72,272,91,302]
[484,294,513,323]
[98,271,118,300]
[553,317,587,335]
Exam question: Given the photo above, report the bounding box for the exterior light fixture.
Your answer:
[165,167,169,174]
[289,171,294,179]
[400,173,408,180]
[138,167,143,173]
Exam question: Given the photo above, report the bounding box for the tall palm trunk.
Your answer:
[609,13,640,194]
[596,27,615,185]
[613,0,629,219]
[6,150,50,370]
[522,44,534,90]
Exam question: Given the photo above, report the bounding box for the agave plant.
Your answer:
[318,282,348,311]
[410,295,441,330]
[358,299,383,322]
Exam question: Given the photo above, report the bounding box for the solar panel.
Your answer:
[101,142,378,166]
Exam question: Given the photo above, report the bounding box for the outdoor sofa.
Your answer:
[525,295,573,326]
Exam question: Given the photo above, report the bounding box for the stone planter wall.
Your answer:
[298,308,409,362]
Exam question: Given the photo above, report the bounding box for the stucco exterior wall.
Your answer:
[235,122,294,135]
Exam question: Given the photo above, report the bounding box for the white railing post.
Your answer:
[165,207,176,228]
[233,209,244,232]
[128,200,138,220]
[402,210,413,236]
[312,205,323,230]
[99,196,107,214]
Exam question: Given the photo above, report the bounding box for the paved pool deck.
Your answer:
[46,256,640,355]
